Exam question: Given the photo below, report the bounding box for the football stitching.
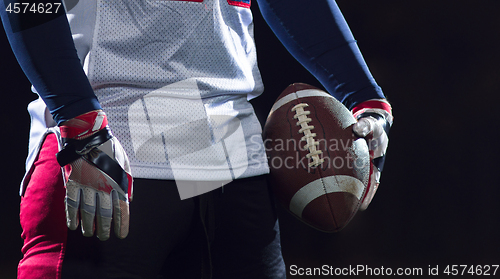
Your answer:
[291,103,325,168]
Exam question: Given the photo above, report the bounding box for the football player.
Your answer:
[1,0,392,278]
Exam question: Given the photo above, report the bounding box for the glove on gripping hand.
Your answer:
[56,110,133,240]
[352,100,393,211]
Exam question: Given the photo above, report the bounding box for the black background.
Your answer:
[2,1,500,278]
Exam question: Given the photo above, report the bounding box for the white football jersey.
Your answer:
[25,0,270,192]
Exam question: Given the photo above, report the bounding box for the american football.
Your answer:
[263,83,370,232]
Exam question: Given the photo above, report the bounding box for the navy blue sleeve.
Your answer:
[256,0,385,109]
[0,0,101,124]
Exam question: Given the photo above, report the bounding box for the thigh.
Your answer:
[61,179,198,279]
[18,133,67,279]
[210,175,286,279]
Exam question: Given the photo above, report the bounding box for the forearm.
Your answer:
[0,0,100,123]
[256,0,385,109]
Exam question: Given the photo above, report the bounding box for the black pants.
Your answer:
[61,175,286,279]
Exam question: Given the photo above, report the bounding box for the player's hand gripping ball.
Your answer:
[263,83,370,232]
[352,99,393,210]
[56,110,133,240]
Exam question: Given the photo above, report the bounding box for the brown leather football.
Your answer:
[263,83,370,232]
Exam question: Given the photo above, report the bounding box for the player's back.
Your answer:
[26,0,269,190]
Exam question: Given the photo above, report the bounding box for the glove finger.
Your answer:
[65,181,81,230]
[80,187,97,237]
[95,192,113,241]
[112,190,130,239]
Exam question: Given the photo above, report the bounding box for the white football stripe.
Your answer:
[289,175,365,218]
[269,89,333,116]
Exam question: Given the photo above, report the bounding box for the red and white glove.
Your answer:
[352,100,393,211]
[56,110,133,240]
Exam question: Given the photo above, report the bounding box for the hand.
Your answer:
[56,110,133,240]
[352,100,393,211]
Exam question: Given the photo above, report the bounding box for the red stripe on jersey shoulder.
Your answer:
[167,0,250,8]
[227,0,251,8]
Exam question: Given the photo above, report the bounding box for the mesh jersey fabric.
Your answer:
[26,0,269,185]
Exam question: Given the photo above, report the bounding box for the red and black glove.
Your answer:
[352,100,393,210]
[56,110,133,240]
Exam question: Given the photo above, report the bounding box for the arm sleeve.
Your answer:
[0,0,101,124]
[256,0,385,109]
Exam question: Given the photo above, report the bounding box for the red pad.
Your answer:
[18,134,67,279]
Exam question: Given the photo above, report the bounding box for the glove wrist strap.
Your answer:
[59,110,108,140]
[56,127,113,167]
[352,99,392,118]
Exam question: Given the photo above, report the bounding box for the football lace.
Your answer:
[291,103,325,168]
